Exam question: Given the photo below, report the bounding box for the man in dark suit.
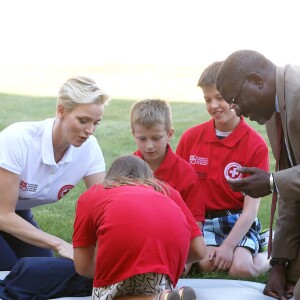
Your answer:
[216,49,300,300]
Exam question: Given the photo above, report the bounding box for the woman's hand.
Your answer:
[55,239,74,260]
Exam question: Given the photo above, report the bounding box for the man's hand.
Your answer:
[227,167,272,198]
[263,265,293,299]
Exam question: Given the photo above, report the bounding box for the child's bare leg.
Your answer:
[253,251,270,274]
[229,247,269,278]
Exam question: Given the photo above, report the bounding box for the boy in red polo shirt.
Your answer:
[176,61,270,278]
[130,99,205,226]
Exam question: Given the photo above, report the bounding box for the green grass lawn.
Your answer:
[0,93,275,283]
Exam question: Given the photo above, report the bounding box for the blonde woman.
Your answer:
[0,76,109,270]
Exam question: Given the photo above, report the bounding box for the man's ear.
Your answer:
[247,72,264,89]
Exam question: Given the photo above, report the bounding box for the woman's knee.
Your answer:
[0,235,18,271]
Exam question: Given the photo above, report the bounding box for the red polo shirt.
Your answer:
[176,118,269,211]
[134,144,205,221]
[73,184,201,287]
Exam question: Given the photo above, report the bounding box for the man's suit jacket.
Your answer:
[266,65,300,260]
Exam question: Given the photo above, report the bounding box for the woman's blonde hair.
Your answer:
[103,155,168,194]
[57,76,110,111]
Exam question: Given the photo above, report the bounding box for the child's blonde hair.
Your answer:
[130,99,172,132]
[197,61,223,89]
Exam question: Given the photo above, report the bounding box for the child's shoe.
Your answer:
[178,286,196,300]
[159,290,180,300]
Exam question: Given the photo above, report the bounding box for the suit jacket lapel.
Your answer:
[276,66,288,138]
[276,65,296,167]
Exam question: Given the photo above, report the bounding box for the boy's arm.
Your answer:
[74,245,96,278]
[186,235,206,264]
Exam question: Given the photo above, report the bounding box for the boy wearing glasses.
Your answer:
[176,61,270,278]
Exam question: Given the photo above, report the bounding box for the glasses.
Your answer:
[228,78,247,112]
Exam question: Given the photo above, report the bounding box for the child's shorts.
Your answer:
[203,213,261,255]
[92,273,172,300]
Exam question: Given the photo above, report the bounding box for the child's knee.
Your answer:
[229,262,256,278]
[197,259,213,272]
